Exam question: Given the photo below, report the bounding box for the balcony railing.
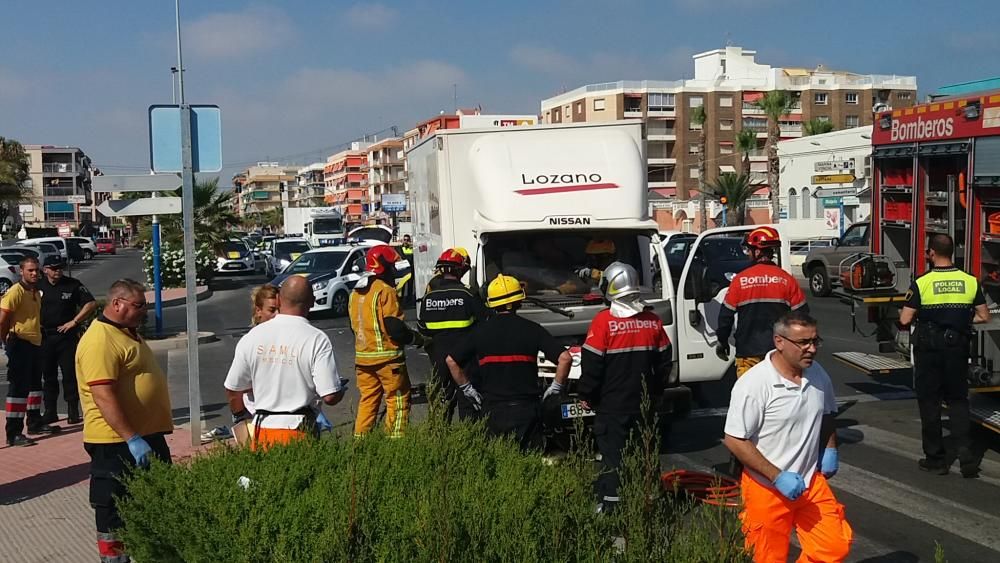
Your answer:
[647,128,676,137]
[42,163,75,174]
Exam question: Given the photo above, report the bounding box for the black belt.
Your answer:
[252,407,319,442]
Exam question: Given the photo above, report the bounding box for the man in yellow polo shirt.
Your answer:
[2,256,59,447]
[76,279,173,562]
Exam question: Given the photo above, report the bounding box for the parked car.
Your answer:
[14,243,61,267]
[262,237,312,276]
[95,238,117,255]
[68,237,98,260]
[0,246,40,262]
[801,222,870,297]
[0,255,21,294]
[215,240,257,275]
[270,246,369,316]
[20,237,68,260]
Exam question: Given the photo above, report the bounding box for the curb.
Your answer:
[148,286,212,308]
[146,331,218,351]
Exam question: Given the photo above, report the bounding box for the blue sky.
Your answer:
[2,0,998,183]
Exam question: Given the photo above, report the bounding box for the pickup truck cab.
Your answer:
[801,221,870,297]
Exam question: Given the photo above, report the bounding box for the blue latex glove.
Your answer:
[773,471,806,501]
[126,434,153,468]
[820,448,839,478]
[315,411,333,432]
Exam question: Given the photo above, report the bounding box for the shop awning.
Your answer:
[742,92,764,102]
[784,68,810,77]
[624,93,643,98]
[780,114,803,122]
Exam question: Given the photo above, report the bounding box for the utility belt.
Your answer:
[42,326,78,337]
[913,322,970,351]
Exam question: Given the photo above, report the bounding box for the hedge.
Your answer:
[118,405,750,562]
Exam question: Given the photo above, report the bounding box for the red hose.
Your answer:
[661,470,741,508]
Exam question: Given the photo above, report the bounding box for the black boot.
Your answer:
[27,414,61,435]
[67,402,82,424]
[40,407,59,425]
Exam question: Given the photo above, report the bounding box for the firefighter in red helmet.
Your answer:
[716,226,808,377]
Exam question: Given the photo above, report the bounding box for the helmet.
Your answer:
[486,274,526,308]
[366,244,401,276]
[599,262,641,302]
[585,239,616,255]
[436,247,471,272]
[743,226,781,250]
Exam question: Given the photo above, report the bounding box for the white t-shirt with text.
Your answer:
[224,314,343,429]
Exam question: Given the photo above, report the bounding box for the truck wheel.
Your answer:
[809,267,831,297]
[331,290,349,316]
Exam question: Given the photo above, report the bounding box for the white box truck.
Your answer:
[283,207,346,247]
[407,121,792,429]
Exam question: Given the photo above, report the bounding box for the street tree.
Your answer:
[755,91,796,223]
[691,105,708,231]
[803,118,835,136]
[735,128,758,177]
[137,177,239,247]
[697,172,758,226]
[0,136,31,233]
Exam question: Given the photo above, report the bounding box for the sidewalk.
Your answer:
[0,419,206,563]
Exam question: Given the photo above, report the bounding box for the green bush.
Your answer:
[141,241,215,288]
[118,404,750,562]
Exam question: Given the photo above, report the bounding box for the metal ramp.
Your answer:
[970,392,1000,435]
[833,351,912,377]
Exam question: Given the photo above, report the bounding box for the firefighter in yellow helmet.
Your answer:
[445,274,571,450]
[577,239,617,282]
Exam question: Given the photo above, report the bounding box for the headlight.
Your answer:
[312,281,326,291]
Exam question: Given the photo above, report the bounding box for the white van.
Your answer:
[21,237,68,260]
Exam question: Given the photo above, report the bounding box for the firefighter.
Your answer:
[417,248,488,420]
[398,234,415,305]
[900,234,989,478]
[716,226,808,377]
[446,274,572,451]
[425,247,471,292]
[576,239,617,283]
[350,244,424,438]
[576,262,673,513]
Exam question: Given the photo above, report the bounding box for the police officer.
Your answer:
[446,274,571,451]
[576,262,673,513]
[716,226,808,377]
[900,234,989,478]
[39,255,97,425]
[417,248,488,420]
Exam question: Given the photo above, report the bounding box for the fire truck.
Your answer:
[832,86,1000,434]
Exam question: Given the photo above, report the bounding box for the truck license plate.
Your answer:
[561,402,595,419]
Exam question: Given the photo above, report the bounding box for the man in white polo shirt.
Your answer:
[224,276,345,450]
[724,311,852,563]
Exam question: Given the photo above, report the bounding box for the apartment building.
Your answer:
[323,143,370,224]
[21,145,94,229]
[291,163,326,208]
[233,163,299,217]
[539,46,917,228]
[364,138,408,224]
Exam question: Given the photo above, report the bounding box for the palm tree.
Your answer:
[0,137,31,233]
[138,177,239,247]
[803,118,835,137]
[755,91,796,223]
[691,105,708,231]
[697,172,759,226]
[735,128,758,177]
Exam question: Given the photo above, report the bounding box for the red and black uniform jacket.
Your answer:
[577,309,673,415]
[716,262,808,357]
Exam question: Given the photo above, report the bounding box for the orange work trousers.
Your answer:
[354,361,411,438]
[736,355,765,378]
[740,472,852,563]
[250,427,308,452]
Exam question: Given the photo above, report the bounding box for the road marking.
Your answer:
[839,424,1000,487]
[833,462,1000,553]
[690,391,916,419]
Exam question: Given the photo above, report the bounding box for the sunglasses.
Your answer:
[777,334,823,350]
[116,298,148,309]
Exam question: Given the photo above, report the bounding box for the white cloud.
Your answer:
[345,3,399,30]
[184,6,293,60]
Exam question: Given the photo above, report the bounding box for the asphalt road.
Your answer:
[7,253,1000,562]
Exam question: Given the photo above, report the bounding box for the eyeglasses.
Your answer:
[116,298,148,309]
[777,334,823,350]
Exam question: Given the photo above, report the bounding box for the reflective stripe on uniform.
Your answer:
[479,354,536,366]
[423,318,475,330]
[371,289,384,352]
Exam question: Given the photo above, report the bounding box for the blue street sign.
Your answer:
[149,105,222,173]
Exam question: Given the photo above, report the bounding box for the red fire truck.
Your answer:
[833,88,1000,434]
